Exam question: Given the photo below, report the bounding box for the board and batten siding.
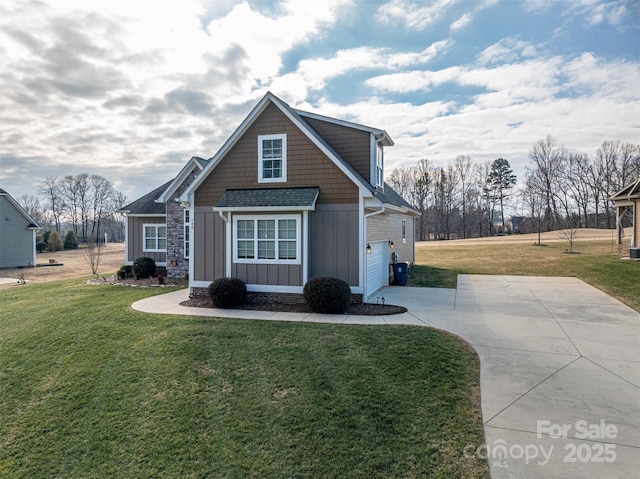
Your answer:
[195,102,359,207]
[309,204,360,287]
[0,196,36,268]
[367,212,415,266]
[193,207,225,283]
[126,216,166,265]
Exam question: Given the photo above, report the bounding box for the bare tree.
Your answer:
[84,237,103,275]
[455,155,473,239]
[16,194,48,227]
[38,176,64,233]
[526,135,568,230]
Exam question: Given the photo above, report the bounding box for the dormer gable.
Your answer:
[295,109,392,191]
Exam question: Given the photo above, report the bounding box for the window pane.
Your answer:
[158,226,167,238]
[237,220,254,239]
[278,240,296,260]
[258,220,275,239]
[145,226,155,237]
[158,238,167,250]
[258,240,275,259]
[278,219,296,239]
[237,240,254,259]
[145,238,155,250]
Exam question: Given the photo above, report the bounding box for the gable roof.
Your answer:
[0,188,40,228]
[156,156,209,203]
[183,92,378,200]
[609,178,640,202]
[120,180,171,215]
[295,109,394,147]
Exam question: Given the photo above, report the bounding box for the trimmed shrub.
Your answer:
[63,231,79,250]
[36,242,46,253]
[133,257,156,279]
[303,277,352,314]
[208,277,247,308]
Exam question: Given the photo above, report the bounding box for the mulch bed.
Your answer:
[181,296,407,316]
[86,276,407,316]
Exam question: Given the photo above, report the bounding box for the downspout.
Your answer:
[218,210,231,277]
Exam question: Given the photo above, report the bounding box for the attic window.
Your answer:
[258,134,287,183]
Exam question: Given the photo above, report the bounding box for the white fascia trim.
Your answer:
[181,93,375,202]
[190,280,211,289]
[156,262,167,267]
[156,158,205,203]
[295,110,394,146]
[1,192,40,227]
[181,95,275,201]
[358,195,365,293]
[126,214,166,218]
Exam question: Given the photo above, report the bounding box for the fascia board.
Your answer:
[181,95,274,201]
[157,157,206,203]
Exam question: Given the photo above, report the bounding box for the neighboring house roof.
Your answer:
[609,178,640,202]
[215,187,320,212]
[0,188,40,228]
[119,180,172,215]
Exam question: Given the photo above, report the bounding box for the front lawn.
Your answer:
[0,280,489,478]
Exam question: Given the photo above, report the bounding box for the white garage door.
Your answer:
[366,241,388,297]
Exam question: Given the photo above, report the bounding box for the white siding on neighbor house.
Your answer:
[0,196,36,268]
[367,212,415,265]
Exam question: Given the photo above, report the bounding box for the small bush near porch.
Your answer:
[0,280,488,478]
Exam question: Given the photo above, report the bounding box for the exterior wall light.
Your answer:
[366,243,371,254]
[389,240,394,248]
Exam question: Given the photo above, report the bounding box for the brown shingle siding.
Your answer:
[195,103,358,206]
[304,117,372,183]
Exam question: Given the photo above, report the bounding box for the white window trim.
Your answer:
[258,133,287,183]
[233,214,301,265]
[143,223,167,252]
[375,142,384,188]
[184,209,190,259]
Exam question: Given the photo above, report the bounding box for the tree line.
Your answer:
[389,136,640,240]
[17,174,128,244]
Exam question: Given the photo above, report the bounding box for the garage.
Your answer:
[366,240,388,298]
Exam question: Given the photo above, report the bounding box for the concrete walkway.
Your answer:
[132,275,640,478]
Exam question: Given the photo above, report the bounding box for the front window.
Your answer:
[258,134,287,182]
[234,215,300,264]
[144,224,166,252]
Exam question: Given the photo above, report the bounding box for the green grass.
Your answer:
[409,240,640,311]
[0,280,489,478]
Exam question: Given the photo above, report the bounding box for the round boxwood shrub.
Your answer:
[303,277,352,314]
[133,257,156,279]
[208,277,247,308]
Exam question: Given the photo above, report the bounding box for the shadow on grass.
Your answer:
[408,264,463,289]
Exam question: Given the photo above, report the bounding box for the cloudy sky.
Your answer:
[1,0,638,203]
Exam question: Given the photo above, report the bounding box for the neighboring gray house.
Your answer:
[119,156,209,278]
[0,188,40,269]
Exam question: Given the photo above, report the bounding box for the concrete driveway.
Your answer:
[133,275,640,478]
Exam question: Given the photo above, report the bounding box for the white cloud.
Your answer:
[377,0,461,29]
